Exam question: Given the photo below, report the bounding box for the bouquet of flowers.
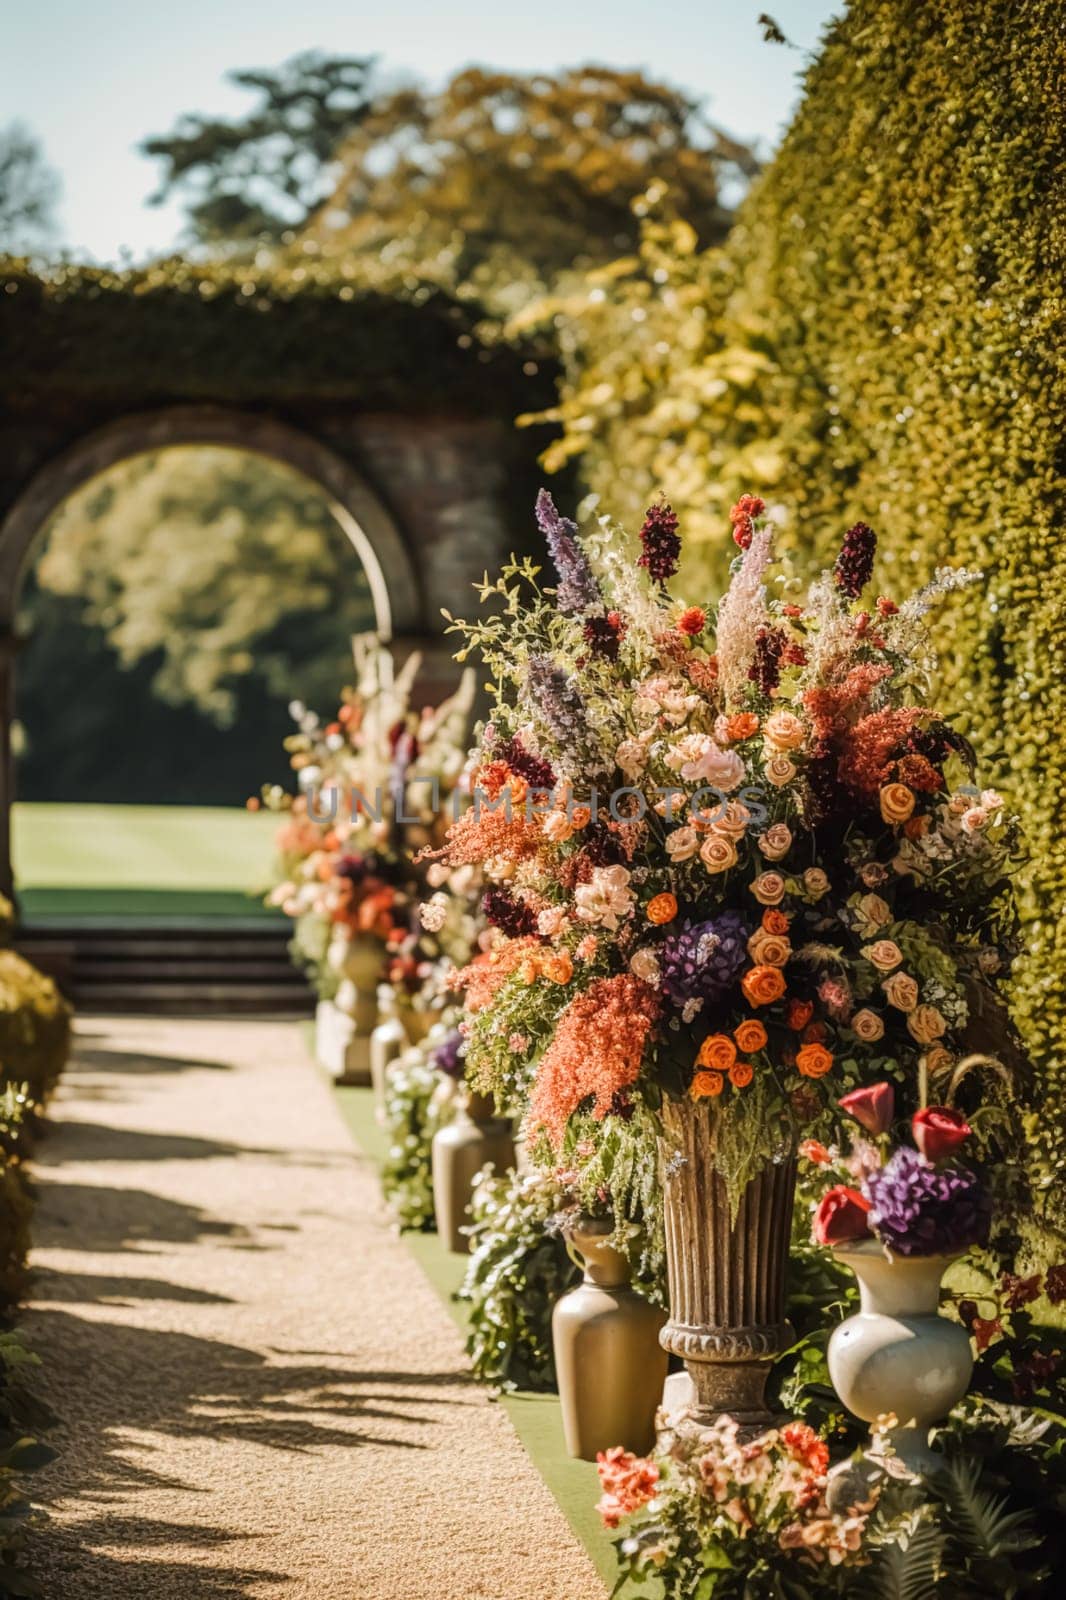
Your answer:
[598,1419,873,1592]
[260,639,475,999]
[807,1082,991,1257]
[428,490,1022,1214]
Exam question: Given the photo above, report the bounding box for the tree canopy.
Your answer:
[0,123,60,252]
[141,52,378,246]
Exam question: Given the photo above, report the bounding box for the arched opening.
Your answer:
[0,409,418,934]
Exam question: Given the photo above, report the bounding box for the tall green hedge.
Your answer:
[722,0,1065,1136]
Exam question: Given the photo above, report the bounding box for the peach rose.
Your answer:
[734,1019,768,1054]
[855,893,891,931]
[700,834,738,875]
[880,783,916,825]
[907,1004,947,1044]
[751,871,786,906]
[697,1034,737,1072]
[729,1060,754,1088]
[882,971,920,1012]
[923,1044,954,1078]
[758,823,793,860]
[711,801,752,840]
[690,1070,724,1100]
[859,862,890,887]
[764,755,797,788]
[666,825,699,862]
[851,1008,885,1042]
[862,939,903,973]
[796,1043,834,1078]
[803,868,830,900]
[742,965,787,1007]
[748,929,792,967]
[763,710,807,751]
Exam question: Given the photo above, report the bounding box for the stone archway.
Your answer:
[0,405,421,637]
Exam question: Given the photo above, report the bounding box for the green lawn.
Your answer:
[12,802,283,921]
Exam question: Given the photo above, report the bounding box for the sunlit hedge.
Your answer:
[534,0,1066,1153]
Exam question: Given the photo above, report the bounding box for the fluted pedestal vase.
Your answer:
[659,1098,796,1432]
[328,932,386,1087]
[828,1242,972,1472]
[431,1090,515,1253]
[553,1219,668,1460]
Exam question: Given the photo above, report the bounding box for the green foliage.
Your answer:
[459,1168,579,1391]
[142,52,378,246]
[0,124,59,255]
[34,446,374,725]
[0,1332,56,1599]
[0,953,69,1113]
[380,1051,449,1232]
[312,67,757,317]
[533,0,1066,1184]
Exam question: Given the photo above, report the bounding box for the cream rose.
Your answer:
[629,947,662,985]
[747,929,792,967]
[700,834,738,875]
[758,823,793,861]
[961,806,989,834]
[803,867,830,900]
[615,738,648,780]
[764,754,797,788]
[751,871,786,906]
[763,709,807,751]
[907,1004,947,1044]
[879,783,916,825]
[882,970,920,1012]
[856,893,892,931]
[862,939,903,973]
[851,1008,885,1042]
[711,801,752,840]
[665,825,700,863]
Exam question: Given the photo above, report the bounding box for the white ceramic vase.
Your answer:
[828,1240,972,1469]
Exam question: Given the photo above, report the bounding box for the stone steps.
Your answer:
[15,921,314,1015]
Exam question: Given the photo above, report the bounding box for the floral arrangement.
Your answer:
[259,640,475,1000]
[427,490,1023,1213]
[806,1082,991,1258]
[598,1418,872,1592]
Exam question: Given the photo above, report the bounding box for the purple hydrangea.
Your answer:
[659,912,750,1008]
[865,1146,991,1257]
[535,489,601,614]
[431,1031,466,1079]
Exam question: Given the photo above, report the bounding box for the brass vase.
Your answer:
[552,1218,668,1460]
[659,1097,796,1430]
[431,1090,515,1253]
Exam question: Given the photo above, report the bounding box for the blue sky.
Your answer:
[3,0,842,262]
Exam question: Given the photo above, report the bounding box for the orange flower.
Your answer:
[542,950,574,985]
[904,815,930,840]
[729,1060,754,1088]
[802,1021,828,1045]
[726,713,760,741]
[734,1019,768,1054]
[785,998,814,1031]
[796,1043,834,1078]
[761,908,790,935]
[697,1034,737,1072]
[646,892,678,925]
[677,606,706,636]
[741,965,787,1008]
[690,1070,724,1099]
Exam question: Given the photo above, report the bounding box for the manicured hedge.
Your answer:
[722,0,1065,1164]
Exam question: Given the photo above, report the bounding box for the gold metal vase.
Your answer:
[659,1097,796,1430]
[552,1218,667,1460]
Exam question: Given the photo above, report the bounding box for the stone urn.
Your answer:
[553,1218,668,1461]
[328,931,385,1085]
[431,1090,515,1253]
[828,1241,973,1470]
[369,984,407,1117]
[659,1098,795,1431]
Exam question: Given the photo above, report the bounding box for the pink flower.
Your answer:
[839,1083,895,1136]
[813,1186,872,1246]
[595,1447,659,1529]
[912,1106,971,1162]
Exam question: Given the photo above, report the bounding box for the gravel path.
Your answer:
[22,1016,604,1600]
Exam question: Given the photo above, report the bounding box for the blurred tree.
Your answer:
[141,52,378,246]
[0,123,60,253]
[310,66,759,311]
[32,447,376,726]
